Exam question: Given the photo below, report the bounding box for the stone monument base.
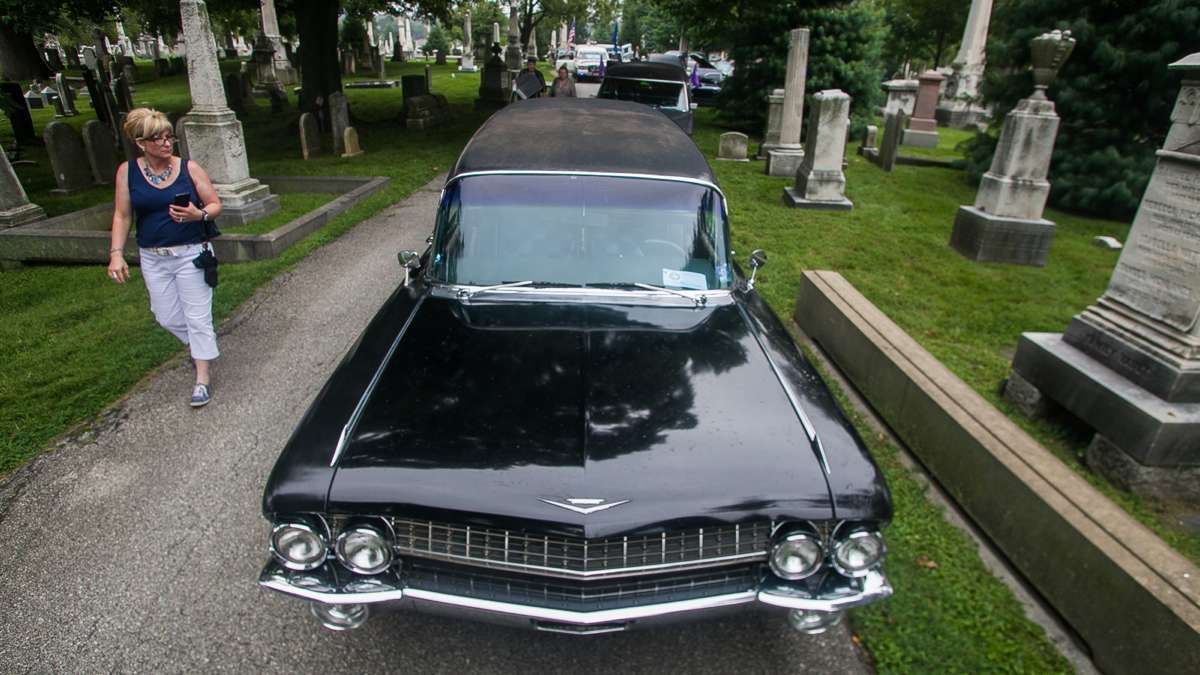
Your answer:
[950,205,1055,266]
[757,142,780,160]
[0,203,46,228]
[782,187,852,211]
[766,147,804,178]
[901,129,938,148]
[936,104,990,129]
[1086,435,1200,503]
[214,178,280,226]
[1007,333,1200,471]
[1065,309,1200,403]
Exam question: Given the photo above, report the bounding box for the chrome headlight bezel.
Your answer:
[334,525,393,575]
[769,530,824,580]
[270,521,329,571]
[831,529,886,577]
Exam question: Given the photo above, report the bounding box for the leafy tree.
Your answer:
[881,0,968,73]
[452,0,507,52]
[423,22,449,57]
[963,0,1200,220]
[715,2,887,135]
[0,0,114,80]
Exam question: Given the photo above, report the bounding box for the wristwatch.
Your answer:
[200,208,209,222]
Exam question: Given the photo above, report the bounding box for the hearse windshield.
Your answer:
[597,77,687,112]
[430,174,732,291]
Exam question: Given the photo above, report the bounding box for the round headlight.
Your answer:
[770,532,824,580]
[270,522,327,571]
[832,530,886,577]
[335,526,392,575]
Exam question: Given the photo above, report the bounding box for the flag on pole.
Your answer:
[611,22,618,47]
[690,62,700,88]
[567,18,576,50]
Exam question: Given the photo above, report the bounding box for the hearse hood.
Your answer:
[327,296,834,538]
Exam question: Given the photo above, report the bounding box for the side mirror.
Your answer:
[397,249,420,286]
[747,249,767,290]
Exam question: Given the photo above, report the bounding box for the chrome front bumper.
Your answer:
[258,560,892,630]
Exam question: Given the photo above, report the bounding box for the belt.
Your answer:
[142,243,199,257]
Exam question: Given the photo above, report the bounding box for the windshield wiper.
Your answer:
[587,282,708,307]
[457,280,534,300]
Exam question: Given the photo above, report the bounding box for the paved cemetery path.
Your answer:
[0,176,870,674]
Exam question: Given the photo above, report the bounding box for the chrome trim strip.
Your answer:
[429,285,733,306]
[734,303,831,475]
[757,569,892,611]
[446,170,728,203]
[259,577,406,605]
[403,588,758,625]
[395,550,768,580]
[329,295,427,467]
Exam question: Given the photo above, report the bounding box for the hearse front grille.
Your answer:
[404,560,761,612]
[389,518,772,580]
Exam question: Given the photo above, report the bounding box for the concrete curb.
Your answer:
[793,270,1200,674]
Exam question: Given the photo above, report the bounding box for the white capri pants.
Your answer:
[139,244,220,361]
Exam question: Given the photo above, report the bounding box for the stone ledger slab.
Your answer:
[793,270,1200,675]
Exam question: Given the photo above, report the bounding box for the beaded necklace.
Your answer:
[142,159,173,186]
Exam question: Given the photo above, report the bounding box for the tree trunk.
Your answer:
[296,0,342,125]
[0,23,50,81]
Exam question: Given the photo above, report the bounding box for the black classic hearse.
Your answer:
[259,98,893,635]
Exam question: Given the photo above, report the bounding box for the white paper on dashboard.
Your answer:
[661,268,708,290]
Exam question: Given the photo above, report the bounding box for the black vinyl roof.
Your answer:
[449,98,715,184]
[603,62,689,82]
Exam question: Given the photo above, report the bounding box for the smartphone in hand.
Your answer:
[172,192,191,207]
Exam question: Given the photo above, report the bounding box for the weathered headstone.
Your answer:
[259,0,296,84]
[758,89,785,159]
[44,121,93,194]
[116,112,143,161]
[224,72,246,115]
[766,28,809,178]
[54,73,78,115]
[459,11,477,72]
[80,69,110,126]
[50,93,67,117]
[858,124,878,158]
[180,0,278,225]
[937,0,993,128]
[112,75,134,113]
[81,120,121,185]
[118,55,137,84]
[0,147,46,227]
[341,126,364,158]
[341,49,356,76]
[174,115,190,161]
[1005,50,1200,502]
[329,91,349,156]
[878,110,904,172]
[24,83,44,109]
[902,70,943,148]
[505,8,523,72]
[407,94,451,130]
[0,82,36,145]
[299,112,320,159]
[950,30,1074,266]
[881,79,918,117]
[784,89,853,210]
[716,132,749,162]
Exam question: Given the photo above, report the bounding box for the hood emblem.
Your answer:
[539,497,630,515]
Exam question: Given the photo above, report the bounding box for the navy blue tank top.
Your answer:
[129,158,204,248]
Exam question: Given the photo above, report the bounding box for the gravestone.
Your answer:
[505,8,523,72]
[1005,50,1200,502]
[329,91,349,156]
[0,82,36,144]
[766,28,809,177]
[858,124,878,158]
[175,115,190,161]
[401,74,428,103]
[406,94,451,130]
[43,48,65,73]
[950,30,1074,266]
[299,112,320,159]
[24,83,44,109]
[44,121,93,194]
[112,75,134,113]
[118,55,137,84]
[0,148,46,227]
[81,120,121,185]
[341,127,364,158]
[81,69,110,125]
[878,110,904,171]
[475,43,510,110]
[224,72,246,114]
[341,50,356,76]
[51,93,67,117]
[902,70,943,148]
[459,11,477,72]
[716,132,749,162]
[881,79,918,117]
[266,86,286,113]
[55,73,79,115]
[937,0,994,128]
[758,89,785,159]
[155,58,170,78]
[784,89,853,210]
[116,112,143,160]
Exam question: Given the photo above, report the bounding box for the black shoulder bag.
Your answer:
[192,213,221,288]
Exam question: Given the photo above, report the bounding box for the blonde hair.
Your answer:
[123,107,172,142]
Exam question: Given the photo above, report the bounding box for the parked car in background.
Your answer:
[650,51,729,106]
[574,45,609,80]
[597,62,694,135]
[258,98,894,636]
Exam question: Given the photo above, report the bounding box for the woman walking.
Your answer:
[550,65,577,98]
[107,108,223,407]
